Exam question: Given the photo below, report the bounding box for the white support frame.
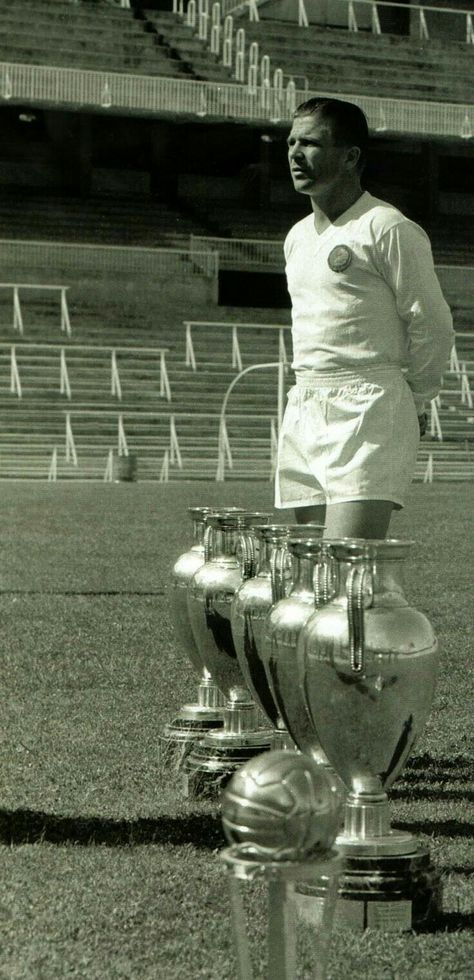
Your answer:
[169,415,183,468]
[371,0,382,34]
[104,448,114,482]
[423,453,433,484]
[13,287,23,335]
[461,363,473,409]
[419,7,430,39]
[198,0,210,41]
[118,414,129,457]
[10,345,22,398]
[160,449,170,483]
[270,416,278,479]
[60,288,72,337]
[111,350,122,401]
[185,322,197,371]
[232,326,243,372]
[467,13,474,43]
[187,0,197,27]
[223,15,234,67]
[60,347,71,400]
[235,27,246,82]
[450,344,461,377]
[48,447,58,482]
[247,0,259,21]
[298,0,309,28]
[160,351,171,401]
[348,0,359,31]
[65,413,78,465]
[248,40,259,95]
[210,2,221,53]
[430,398,442,440]
[216,416,233,480]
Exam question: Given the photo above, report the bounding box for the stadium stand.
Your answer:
[234,18,474,104]
[0,0,472,481]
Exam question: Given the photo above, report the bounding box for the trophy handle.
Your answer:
[313,545,338,606]
[270,544,291,603]
[203,524,214,562]
[239,532,257,580]
[346,563,373,674]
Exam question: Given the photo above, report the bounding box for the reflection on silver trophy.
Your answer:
[295,538,441,930]
[230,523,325,747]
[183,511,274,797]
[159,506,225,769]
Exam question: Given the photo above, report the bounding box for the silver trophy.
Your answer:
[296,538,441,930]
[230,524,325,748]
[160,506,243,768]
[220,749,342,980]
[183,511,274,797]
[261,537,339,770]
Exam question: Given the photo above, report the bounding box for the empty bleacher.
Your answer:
[0,0,185,78]
[228,17,474,104]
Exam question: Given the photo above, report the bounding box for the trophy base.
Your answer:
[296,843,441,932]
[158,704,224,770]
[182,730,273,800]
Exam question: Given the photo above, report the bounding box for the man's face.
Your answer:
[287,113,351,197]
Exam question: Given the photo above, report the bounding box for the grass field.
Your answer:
[0,482,473,979]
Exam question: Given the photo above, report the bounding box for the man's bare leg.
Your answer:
[323,499,394,539]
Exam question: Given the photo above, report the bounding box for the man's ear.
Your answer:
[346,145,361,172]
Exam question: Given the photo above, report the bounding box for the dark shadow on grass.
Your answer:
[394,818,474,839]
[0,590,166,597]
[417,911,474,934]
[404,755,473,782]
[391,787,474,802]
[0,807,225,849]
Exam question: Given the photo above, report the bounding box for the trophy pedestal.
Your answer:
[297,789,441,932]
[296,844,441,932]
[181,700,273,799]
[158,676,225,770]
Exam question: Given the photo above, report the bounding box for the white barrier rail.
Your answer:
[190,235,284,269]
[0,239,217,283]
[0,283,72,337]
[1,62,472,138]
[184,319,290,372]
[216,361,284,479]
[0,342,171,403]
[220,0,474,43]
[48,447,58,483]
[10,346,22,398]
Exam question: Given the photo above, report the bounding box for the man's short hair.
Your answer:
[293,97,369,171]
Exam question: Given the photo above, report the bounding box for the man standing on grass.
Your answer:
[275,97,454,539]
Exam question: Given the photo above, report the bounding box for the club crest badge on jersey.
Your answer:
[328,245,353,272]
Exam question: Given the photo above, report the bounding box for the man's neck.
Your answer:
[311,183,364,234]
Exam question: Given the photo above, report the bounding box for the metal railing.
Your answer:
[184,319,290,373]
[1,342,172,403]
[1,62,472,138]
[0,238,218,282]
[0,282,71,336]
[219,0,474,43]
[190,234,284,269]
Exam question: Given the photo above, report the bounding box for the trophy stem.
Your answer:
[181,696,273,799]
[221,848,341,980]
[229,877,254,980]
[158,670,225,771]
[267,880,297,980]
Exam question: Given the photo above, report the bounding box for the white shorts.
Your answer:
[274,367,420,510]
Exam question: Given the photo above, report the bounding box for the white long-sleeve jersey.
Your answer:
[284,191,455,411]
